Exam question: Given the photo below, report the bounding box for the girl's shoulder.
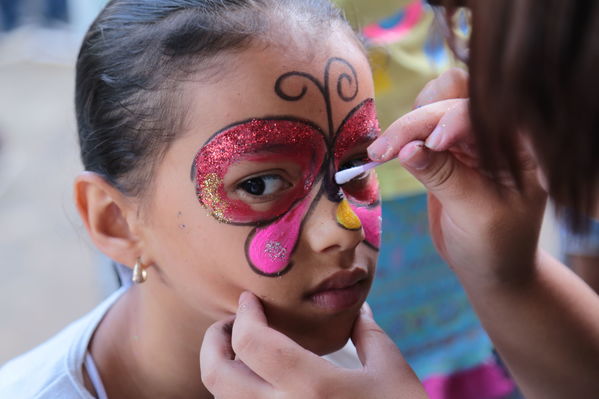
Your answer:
[0,287,127,398]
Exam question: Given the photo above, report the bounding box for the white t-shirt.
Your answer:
[0,287,127,398]
[0,286,361,398]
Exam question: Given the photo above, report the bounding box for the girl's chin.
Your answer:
[269,308,361,356]
[306,334,352,356]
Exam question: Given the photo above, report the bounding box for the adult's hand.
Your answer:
[368,68,599,399]
[200,292,428,399]
[368,68,547,284]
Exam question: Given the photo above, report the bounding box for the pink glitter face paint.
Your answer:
[193,57,382,276]
[246,197,313,275]
[334,99,382,249]
[194,119,327,224]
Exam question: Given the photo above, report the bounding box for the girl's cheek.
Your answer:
[351,204,382,249]
[246,197,313,276]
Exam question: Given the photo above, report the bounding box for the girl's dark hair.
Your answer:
[76,0,349,197]
[438,0,598,231]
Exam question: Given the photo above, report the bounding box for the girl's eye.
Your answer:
[238,175,290,197]
[339,158,370,181]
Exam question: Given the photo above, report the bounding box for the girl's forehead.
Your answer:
[184,36,373,143]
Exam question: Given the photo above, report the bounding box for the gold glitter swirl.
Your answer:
[200,173,230,223]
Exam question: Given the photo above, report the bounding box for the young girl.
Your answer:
[0,0,385,397]
[200,2,599,399]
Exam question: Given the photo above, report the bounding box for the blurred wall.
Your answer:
[0,0,108,364]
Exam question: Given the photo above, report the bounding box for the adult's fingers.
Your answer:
[424,99,472,152]
[200,317,273,398]
[352,304,428,397]
[369,68,469,162]
[368,99,465,162]
[414,67,469,108]
[396,140,482,206]
[231,292,334,390]
[351,304,407,371]
[352,304,410,372]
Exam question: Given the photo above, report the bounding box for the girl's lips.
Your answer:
[305,269,369,311]
[308,280,368,311]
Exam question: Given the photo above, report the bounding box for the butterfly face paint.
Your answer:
[194,57,382,277]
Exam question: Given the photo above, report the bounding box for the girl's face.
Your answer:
[140,31,380,355]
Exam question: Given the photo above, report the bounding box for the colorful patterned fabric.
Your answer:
[369,193,517,398]
[560,216,599,257]
[362,1,426,45]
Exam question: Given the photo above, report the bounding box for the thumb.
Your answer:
[397,140,470,201]
[352,303,411,373]
[352,304,427,397]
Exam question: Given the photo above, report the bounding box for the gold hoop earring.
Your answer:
[132,259,148,284]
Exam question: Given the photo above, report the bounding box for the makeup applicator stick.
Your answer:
[335,161,387,185]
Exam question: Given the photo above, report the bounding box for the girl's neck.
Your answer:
[88,284,214,399]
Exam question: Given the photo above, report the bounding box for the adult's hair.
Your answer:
[76,0,352,197]
[433,0,598,230]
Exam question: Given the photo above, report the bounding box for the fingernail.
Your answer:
[368,136,390,161]
[399,142,430,170]
[360,302,374,319]
[238,291,250,312]
[425,124,444,150]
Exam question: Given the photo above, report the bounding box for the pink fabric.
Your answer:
[423,362,515,399]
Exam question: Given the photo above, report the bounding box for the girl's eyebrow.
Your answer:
[336,126,380,147]
[243,143,297,154]
[190,143,312,182]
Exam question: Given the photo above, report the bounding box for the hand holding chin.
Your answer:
[200,292,428,399]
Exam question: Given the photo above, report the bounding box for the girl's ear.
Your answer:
[74,172,141,267]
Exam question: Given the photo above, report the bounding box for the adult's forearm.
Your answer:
[455,250,599,399]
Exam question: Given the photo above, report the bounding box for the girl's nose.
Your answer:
[301,194,365,254]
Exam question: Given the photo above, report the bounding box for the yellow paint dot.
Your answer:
[336,199,362,230]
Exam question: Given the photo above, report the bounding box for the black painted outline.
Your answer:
[274,57,359,140]
[191,57,381,276]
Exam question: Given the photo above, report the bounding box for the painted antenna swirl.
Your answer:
[274,57,358,137]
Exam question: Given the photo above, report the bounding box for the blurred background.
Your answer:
[0,3,560,395]
[0,0,110,364]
